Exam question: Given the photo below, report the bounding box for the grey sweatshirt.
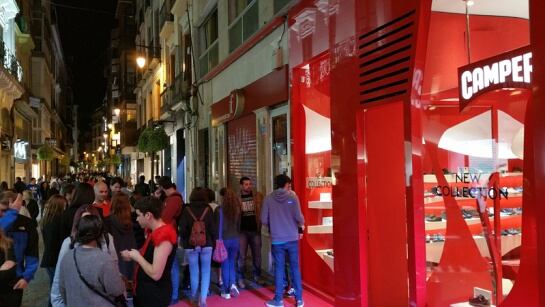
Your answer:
[261,189,305,243]
[58,246,124,307]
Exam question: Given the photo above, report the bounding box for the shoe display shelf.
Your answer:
[316,249,334,271]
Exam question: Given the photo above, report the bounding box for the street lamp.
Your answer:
[135,44,161,69]
[113,108,121,117]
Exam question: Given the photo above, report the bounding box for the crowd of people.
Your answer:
[0,173,305,307]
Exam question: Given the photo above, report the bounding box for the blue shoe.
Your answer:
[265,299,284,307]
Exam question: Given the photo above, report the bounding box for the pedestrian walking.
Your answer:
[58,215,125,306]
[216,188,241,300]
[261,175,305,307]
[121,196,177,307]
[41,195,68,285]
[179,187,216,307]
[237,176,264,288]
[0,228,17,307]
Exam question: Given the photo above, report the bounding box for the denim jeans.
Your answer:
[186,246,213,302]
[171,247,180,300]
[238,231,261,280]
[221,239,240,293]
[272,241,302,301]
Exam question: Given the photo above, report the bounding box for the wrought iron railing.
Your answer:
[161,74,190,115]
[0,41,23,82]
[159,0,174,31]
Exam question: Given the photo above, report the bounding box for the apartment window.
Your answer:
[198,10,218,78]
[274,0,292,14]
[228,0,259,53]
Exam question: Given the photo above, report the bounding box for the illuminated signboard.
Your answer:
[14,140,28,161]
[458,45,532,111]
[211,89,245,127]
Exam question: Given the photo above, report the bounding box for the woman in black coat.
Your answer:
[40,194,68,284]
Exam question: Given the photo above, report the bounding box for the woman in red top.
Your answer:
[120,197,177,307]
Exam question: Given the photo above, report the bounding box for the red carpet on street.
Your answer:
[172,287,333,307]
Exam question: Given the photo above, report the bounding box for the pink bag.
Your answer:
[213,239,228,263]
[213,207,228,263]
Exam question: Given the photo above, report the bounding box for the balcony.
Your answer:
[160,74,190,117]
[0,41,24,99]
[159,0,174,39]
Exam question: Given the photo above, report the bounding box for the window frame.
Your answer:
[197,9,219,78]
[227,0,259,53]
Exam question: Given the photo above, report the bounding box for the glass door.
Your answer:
[270,104,290,189]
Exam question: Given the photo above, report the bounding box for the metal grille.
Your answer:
[358,10,416,104]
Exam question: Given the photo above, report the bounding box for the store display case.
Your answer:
[291,51,334,296]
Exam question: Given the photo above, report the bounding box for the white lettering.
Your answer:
[483,63,499,87]
[523,52,532,83]
[461,71,473,100]
[511,55,523,82]
[473,67,484,94]
[499,59,512,83]
[460,51,532,101]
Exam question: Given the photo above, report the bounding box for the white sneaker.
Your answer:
[221,292,231,299]
[230,284,240,297]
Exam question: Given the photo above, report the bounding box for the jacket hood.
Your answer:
[271,188,293,203]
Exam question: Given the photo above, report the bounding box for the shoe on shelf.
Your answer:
[468,294,490,306]
[230,284,240,297]
[238,280,246,289]
[296,300,305,307]
[220,292,231,300]
[265,299,284,307]
[285,287,295,297]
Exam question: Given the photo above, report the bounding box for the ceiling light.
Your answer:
[464,0,474,6]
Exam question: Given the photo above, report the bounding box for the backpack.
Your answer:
[186,207,209,247]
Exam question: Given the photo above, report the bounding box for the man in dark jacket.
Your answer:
[13,177,26,194]
[0,191,39,307]
[261,175,305,307]
[134,175,151,197]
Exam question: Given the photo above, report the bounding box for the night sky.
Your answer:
[52,0,118,141]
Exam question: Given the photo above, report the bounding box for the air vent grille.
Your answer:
[358,10,416,104]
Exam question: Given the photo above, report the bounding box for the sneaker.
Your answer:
[221,292,231,300]
[238,280,246,289]
[265,299,284,307]
[296,300,305,307]
[285,287,295,297]
[230,284,240,297]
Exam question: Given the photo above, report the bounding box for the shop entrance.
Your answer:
[269,104,290,189]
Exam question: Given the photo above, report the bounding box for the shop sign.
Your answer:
[14,140,29,161]
[306,177,333,188]
[211,89,245,126]
[458,45,532,110]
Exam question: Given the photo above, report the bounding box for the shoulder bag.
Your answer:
[73,248,128,307]
[212,207,228,263]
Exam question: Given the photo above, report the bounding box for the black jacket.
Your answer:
[134,182,151,197]
[179,202,216,249]
[41,214,65,268]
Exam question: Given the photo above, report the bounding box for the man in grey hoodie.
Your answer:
[261,174,305,307]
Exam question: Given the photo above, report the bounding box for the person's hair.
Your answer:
[189,187,208,203]
[110,177,125,188]
[41,194,67,226]
[221,188,240,221]
[139,175,145,183]
[22,190,32,200]
[0,229,13,260]
[111,192,132,227]
[70,183,95,207]
[16,177,21,182]
[158,176,174,190]
[75,215,104,245]
[206,188,215,203]
[70,205,101,246]
[134,196,163,219]
[60,183,76,197]
[274,174,292,189]
[0,191,17,206]
[239,176,251,185]
[155,175,161,180]
[31,177,36,182]
[0,181,8,191]
[50,181,59,190]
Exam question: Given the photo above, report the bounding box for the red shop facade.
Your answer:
[288,0,545,306]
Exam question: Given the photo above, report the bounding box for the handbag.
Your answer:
[212,207,228,263]
[73,248,128,307]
